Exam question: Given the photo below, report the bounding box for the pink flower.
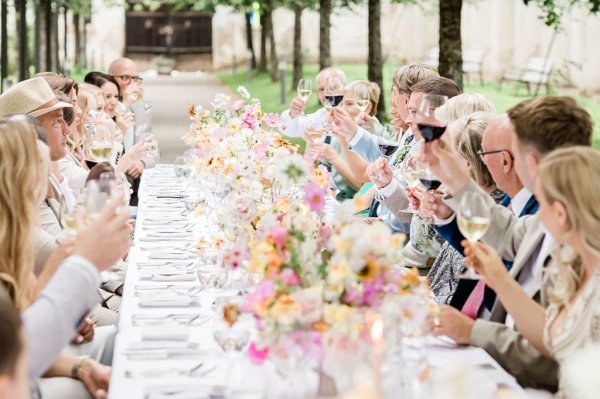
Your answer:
[269,225,288,248]
[248,341,269,364]
[242,279,275,313]
[232,100,245,111]
[255,140,269,159]
[263,113,282,129]
[241,106,258,130]
[280,269,300,286]
[303,180,326,212]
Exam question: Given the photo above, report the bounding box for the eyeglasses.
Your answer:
[477,149,514,160]
[113,75,143,84]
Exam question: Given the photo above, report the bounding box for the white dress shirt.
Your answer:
[505,233,554,329]
[280,108,327,138]
[509,187,532,217]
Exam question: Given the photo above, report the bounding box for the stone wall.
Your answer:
[87,0,600,93]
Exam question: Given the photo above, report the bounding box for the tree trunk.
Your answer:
[367,0,385,119]
[292,2,303,90]
[268,4,278,82]
[259,9,267,72]
[53,3,60,72]
[45,0,52,71]
[34,0,41,72]
[245,11,256,69]
[319,0,331,70]
[16,0,28,80]
[1,0,8,90]
[438,0,463,90]
[73,12,83,67]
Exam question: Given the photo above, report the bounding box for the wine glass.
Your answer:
[456,191,491,280]
[324,76,344,110]
[140,132,158,158]
[82,180,110,224]
[212,296,250,377]
[88,124,113,162]
[416,94,448,143]
[60,200,79,236]
[354,84,371,114]
[174,156,191,179]
[378,124,403,160]
[297,79,312,102]
[416,167,443,224]
[304,123,326,144]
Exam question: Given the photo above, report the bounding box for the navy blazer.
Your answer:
[440,194,539,311]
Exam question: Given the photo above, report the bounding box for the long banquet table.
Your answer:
[108,164,550,399]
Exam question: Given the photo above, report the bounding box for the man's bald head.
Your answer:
[108,58,141,92]
[481,115,523,197]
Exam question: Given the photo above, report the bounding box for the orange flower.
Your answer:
[187,104,196,118]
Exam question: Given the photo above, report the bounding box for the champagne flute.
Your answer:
[297,79,312,102]
[354,84,371,113]
[304,124,326,143]
[416,94,448,143]
[88,124,113,162]
[456,192,491,280]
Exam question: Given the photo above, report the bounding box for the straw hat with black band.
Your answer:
[0,77,72,118]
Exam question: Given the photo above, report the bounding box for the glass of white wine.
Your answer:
[354,84,371,114]
[88,124,113,162]
[60,201,79,235]
[456,191,492,280]
[83,180,111,224]
[297,79,312,102]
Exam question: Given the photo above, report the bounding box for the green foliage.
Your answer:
[523,0,600,29]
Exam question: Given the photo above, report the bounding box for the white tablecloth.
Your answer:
[108,164,550,399]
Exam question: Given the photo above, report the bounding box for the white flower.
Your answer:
[332,200,356,225]
[562,344,600,399]
[237,86,251,99]
[272,154,309,185]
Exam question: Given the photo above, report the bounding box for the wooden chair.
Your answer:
[499,57,554,95]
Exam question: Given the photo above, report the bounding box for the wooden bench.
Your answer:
[421,48,485,85]
[499,57,554,95]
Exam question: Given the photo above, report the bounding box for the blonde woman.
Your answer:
[0,117,131,396]
[463,146,600,398]
[435,93,496,126]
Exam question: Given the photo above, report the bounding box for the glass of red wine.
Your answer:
[324,76,344,137]
[416,94,448,143]
[417,167,442,223]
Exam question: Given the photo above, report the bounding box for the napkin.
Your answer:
[139,297,192,307]
[142,326,191,341]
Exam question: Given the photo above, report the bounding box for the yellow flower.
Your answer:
[249,241,276,274]
[323,304,353,325]
[195,205,206,217]
[333,237,351,253]
[357,257,380,282]
[390,233,406,250]
[328,262,351,284]
[270,295,301,325]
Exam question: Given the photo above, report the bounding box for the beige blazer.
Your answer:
[446,180,558,391]
[379,183,414,224]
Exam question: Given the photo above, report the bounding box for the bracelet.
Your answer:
[71,356,90,380]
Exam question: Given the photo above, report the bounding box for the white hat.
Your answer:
[0,77,73,118]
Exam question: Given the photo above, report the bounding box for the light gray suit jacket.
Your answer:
[446,180,558,391]
[22,255,102,378]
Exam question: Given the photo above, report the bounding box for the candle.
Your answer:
[370,317,385,397]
